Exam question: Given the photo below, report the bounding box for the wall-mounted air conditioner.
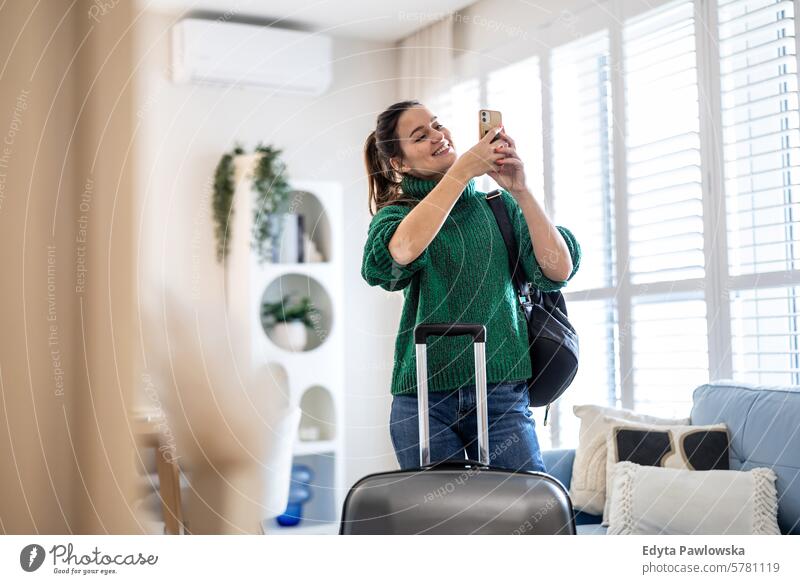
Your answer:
[170,18,332,96]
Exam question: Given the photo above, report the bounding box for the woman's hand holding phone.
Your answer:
[488,129,527,194]
[450,126,506,182]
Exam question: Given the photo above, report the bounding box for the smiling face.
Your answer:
[390,105,457,180]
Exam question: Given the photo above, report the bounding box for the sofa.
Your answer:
[542,380,800,535]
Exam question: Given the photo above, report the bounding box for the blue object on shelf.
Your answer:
[275,463,314,527]
[292,464,313,484]
[276,502,303,526]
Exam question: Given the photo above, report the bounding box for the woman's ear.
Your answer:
[389,156,408,174]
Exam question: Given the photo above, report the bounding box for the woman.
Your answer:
[361,100,581,473]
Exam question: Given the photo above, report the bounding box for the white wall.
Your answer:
[454,0,598,57]
[132,11,402,494]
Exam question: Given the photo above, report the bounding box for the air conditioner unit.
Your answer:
[171,18,332,95]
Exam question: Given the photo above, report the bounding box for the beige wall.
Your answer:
[0,0,138,534]
[132,11,401,495]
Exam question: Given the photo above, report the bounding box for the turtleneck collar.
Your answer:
[400,173,478,201]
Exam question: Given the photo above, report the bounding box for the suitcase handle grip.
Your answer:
[422,458,490,471]
[414,323,486,344]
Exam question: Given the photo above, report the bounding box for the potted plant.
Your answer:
[212,142,293,265]
[251,143,293,263]
[260,293,321,352]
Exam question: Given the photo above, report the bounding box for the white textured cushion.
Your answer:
[607,461,780,535]
[569,405,689,515]
[601,416,729,525]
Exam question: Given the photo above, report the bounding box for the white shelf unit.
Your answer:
[226,154,345,535]
[260,518,340,535]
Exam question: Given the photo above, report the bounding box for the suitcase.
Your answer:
[339,322,576,535]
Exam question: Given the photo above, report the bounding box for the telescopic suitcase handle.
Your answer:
[413,323,489,467]
[414,323,486,344]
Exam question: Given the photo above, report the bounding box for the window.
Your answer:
[551,32,615,291]
[549,32,619,445]
[486,55,544,197]
[631,294,710,418]
[623,0,711,418]
[719,0,800,385]
[720,0,799,278]
[731,286,800,384]
[625,1,705,285]
[556,299,620,447]
[430,78,480,167]
[431,0,800,447]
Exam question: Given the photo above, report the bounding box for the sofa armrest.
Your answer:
[543,448,605,527]
[541,448,575,490]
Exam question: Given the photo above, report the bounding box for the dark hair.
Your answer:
[365,99,424,216]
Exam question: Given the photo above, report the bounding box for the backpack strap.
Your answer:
[485,189,534,303]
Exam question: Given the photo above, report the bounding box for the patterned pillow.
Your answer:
[569,404,690,515]
[601,416,729,526]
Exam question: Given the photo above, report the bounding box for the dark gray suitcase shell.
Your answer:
[340,323,576,535]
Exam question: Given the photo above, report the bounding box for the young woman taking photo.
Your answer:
[361,99,581,473]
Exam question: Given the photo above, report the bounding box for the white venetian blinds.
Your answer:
[487,55,544,198]
[551,32,615,291]
[719,0,800,385]
[549,32,619,446]
[624,0,710,417]
[624,0,706,285]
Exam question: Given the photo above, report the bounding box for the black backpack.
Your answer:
[485,189,579,425]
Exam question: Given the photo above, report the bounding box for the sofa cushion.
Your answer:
[569,405,689,517]
[576,523,608,535]
[606,461,781,535]
[601,417,729,525]
[691,380,800,535]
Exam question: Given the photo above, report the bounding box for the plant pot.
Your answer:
[270,320,308,352]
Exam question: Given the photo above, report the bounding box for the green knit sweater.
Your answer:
[361,174,581,396]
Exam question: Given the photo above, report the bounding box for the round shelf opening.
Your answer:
[260,273,333,352]
[298,385,336,442]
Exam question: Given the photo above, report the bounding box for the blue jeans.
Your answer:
[389,380,547,473]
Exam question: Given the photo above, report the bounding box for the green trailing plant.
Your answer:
[251,142,292,264]
[261,293,321,329]
[212,142,292,264]
[212,143,244,263]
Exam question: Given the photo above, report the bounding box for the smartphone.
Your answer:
[479,109,503,142]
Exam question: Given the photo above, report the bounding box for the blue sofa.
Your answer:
[542,380,800,535]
